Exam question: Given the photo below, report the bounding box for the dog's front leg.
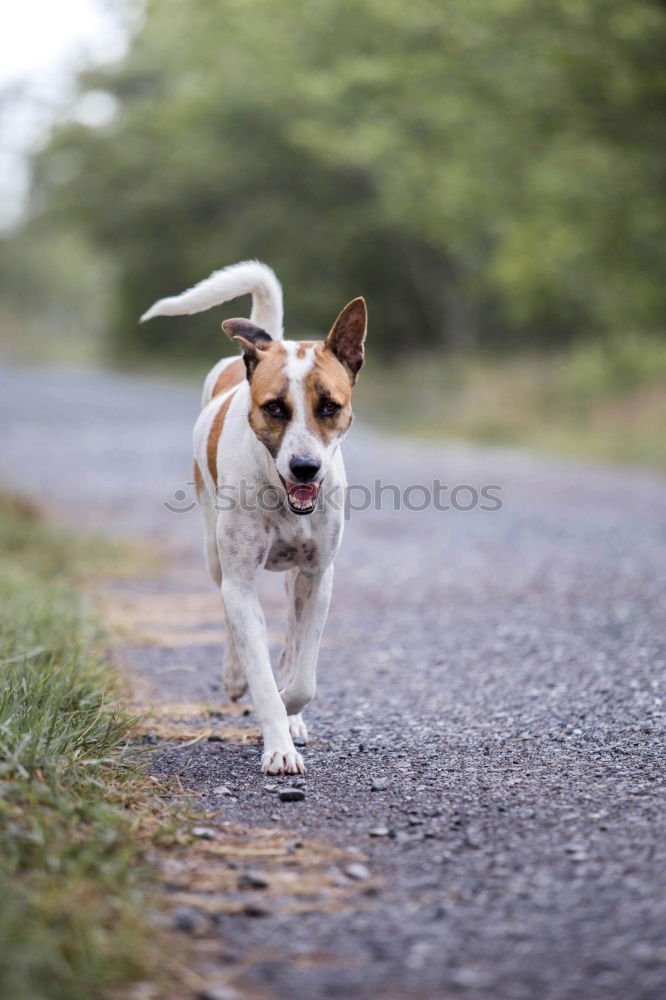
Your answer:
[222,574,303,774]
[280,565,334,725]
[219,521,304,774]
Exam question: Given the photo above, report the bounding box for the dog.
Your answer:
[141,261,367,774]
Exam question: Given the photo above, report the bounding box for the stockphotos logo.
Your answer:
[164,479,503,517]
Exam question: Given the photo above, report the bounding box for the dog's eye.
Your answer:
[262,400,287,418]
[319,400,341,417]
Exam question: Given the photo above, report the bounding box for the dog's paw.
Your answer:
[288,713,308,745]
[261,748,305,776]
[223,661,248,702]
[224,677,248,702]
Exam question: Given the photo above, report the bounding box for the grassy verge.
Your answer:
[359,333,666,472]
[0,493,162,1000]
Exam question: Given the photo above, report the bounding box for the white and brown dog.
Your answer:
[141,261,366,775]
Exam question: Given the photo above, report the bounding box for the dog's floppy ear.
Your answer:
[325,297,367,383]
[222,318,273,379]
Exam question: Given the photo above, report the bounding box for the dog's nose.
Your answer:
[289,455,321,482]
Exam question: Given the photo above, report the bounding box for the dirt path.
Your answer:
[2,364,665,999]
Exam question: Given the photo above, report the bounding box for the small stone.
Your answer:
[292,777,306,788]
[172,905,207,935]
[371,778,388,791]
[192,826,217,840]
[369,826,391,837]
[142,730,157,745]
[464,827,483,848]
[451,967,492,989]
[567,849,588,862]
[213,785,232,796]
[196,987,241,1000]
[207,733,224,742]
[408,816,424,826]
[263,783,277,792]
[345,863,370,881]
[238,870,270,890]
[278,788,305,802]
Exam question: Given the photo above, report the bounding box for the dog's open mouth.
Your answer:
[286,480,320,515]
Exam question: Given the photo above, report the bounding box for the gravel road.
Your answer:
[1,364,665,1000]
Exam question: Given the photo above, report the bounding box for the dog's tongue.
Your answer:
[288,482,320,504]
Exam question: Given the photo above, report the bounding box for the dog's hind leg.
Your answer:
[199,489,248,701]
[277,569,297,685]
[279,566,334,738]
[278,570,308,744]
[199,488,222,587]
[221,600,248,702]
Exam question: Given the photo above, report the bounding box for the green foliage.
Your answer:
[0,494,155,999]
[0,222,113,365]
[9,0,663,361]
[562,332,666,399]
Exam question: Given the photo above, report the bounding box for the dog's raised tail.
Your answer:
[139,260,283,339]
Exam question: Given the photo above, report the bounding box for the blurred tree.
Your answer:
[15,0,666,358]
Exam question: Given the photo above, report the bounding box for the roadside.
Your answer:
[0,491,163,999]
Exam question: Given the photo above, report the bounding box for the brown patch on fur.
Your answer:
[207,394,234,484]
[193,459,204,497]
[220,338,355,457]
[246,341,290,458]
[304,343,354,444]
[296,341,315,359]
[211,357,245,398]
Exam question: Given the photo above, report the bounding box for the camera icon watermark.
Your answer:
[164,485,198,514]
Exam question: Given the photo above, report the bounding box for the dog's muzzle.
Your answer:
[283,478,321,515]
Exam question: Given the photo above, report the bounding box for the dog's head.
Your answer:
[222,298,366,515]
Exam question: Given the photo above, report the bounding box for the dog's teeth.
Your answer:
[289,496,314,512]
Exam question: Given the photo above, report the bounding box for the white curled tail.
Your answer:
[139,259,283,339]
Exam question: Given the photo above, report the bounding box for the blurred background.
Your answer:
[1,0,665,469]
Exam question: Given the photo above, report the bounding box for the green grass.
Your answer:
[0,493,160,1000]
[359,332,666,473]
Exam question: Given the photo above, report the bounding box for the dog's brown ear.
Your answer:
[222,318,273,378]
[325,297,367,383]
